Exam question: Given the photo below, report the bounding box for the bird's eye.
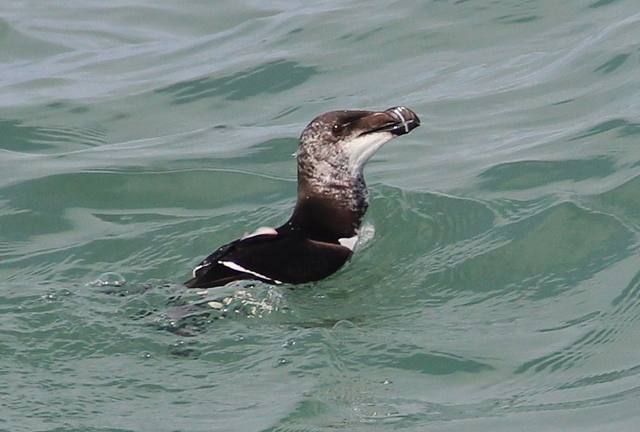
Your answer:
[331,123,344,135]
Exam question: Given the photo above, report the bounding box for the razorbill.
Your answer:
[185,106,420,288]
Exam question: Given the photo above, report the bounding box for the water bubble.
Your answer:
[42,292,58,302]
[333,319,358,330]
[88,272,126,287]
[274,357,288,367]
[206,301,224,310]
[41,288,72,302]
[282,339,296,348]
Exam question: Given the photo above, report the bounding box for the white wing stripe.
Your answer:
[192,264,205,277]
[219,260,282,284]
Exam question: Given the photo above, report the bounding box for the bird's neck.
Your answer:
[286,173,369,243]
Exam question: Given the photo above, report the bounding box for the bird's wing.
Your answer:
[184,231,351,288]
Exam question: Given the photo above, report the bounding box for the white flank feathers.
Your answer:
[241,226,278,240]
[338,235,359,251]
